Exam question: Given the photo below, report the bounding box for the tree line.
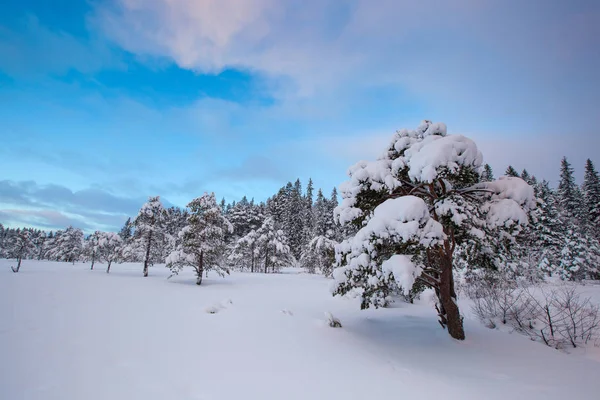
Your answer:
[0,179,341,279]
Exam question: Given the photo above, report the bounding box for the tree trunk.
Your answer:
[143,231,153,277]
[91,253,95,270]
[264,247,269,273]
[436,251,465,340]
[12,256,22,273]
[196,251,204,285]
[251,246,255,273]
[106,261,112,273]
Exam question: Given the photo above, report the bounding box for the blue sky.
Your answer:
[1,0,599,233]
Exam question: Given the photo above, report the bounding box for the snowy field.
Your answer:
[2,260,600,400]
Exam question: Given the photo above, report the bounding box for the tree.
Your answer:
[505,165,519,177]
[9,229,34,273]
[521,169,533,185]
[97,232,123,273]
[83,232,101,270]
[166,193,232,285]
[119,217,133,242]
[47,226,83,263]
[255,217,291,273]
[557,157,580,221]
[228,229,260,272]
[301,235,337,275]
[133,196,166,277]
[481,164,494,182]
[332,121,535,340]
[583,159,600,237]
[531,180,563,277]
[302,178,316,244]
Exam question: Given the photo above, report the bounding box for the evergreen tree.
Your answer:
[521,169,533,184]
[166,193,232,285]
[83,231,101,270]
[303,178,315,244]
[333,121,535,340]
[47,226,83,264]
[531,180,563,276]
[8,229,34,273]
[557,157,580,221]
[97,232,123,273]
[229,229,260,272]
[582,159,600,237]
[286,179,305,259]
[505,165,519,177]
[119,217,133,241]
[481,164,494,182]
[300,235,337,275]
[133,196,166,277]
[255,217,291,273]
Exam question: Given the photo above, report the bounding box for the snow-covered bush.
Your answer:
[332,120,536,340]
[472,283,600,349]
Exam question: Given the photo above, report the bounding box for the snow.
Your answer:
[381,254,422,295]
[2,260,600,400]
[403,134,483,183]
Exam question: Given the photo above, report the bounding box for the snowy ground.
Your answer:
[1,260,600,400]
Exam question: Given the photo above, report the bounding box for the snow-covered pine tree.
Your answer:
[83,231,101,270]
[313,189,328,237]
[33,230,48,260]
[521,169,533,185]
[47,226,84,264]
[301,235,337,275]
[228,196,253,239]
[531,180,564,277]
[166,192,233,285]
[119,217,133,241]
[255,217,291,273]
[557,157,580,222]
[228,229,260,272]
[163,207,189,258]
[287,179,305,260]
[97,232,123,273]
[481,164,494,182]
[133,196,166,277]
[302,178,316,245]
[8,229,34,272]
[505,165,519,177]
[582,159,600,238]
[559,228,591,280]
[333,121,535,340]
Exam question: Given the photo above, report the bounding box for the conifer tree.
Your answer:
[557,157,580,221]
[505,165,519,177]
[97,232,123,273]
[9,229,34,273]
[47,226,83,264]
[333,121,535,340]
[582,159,600,237]
[166,193,232,285]
[521,169,533,184]
[481,164,494,182]
[255,217,291,273]
[133,196,166,277]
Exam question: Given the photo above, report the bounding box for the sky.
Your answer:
[1,0,599,233]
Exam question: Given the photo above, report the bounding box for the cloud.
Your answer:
[92,0,600,114]
[0,180,157,232]
[0,209,93,232]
